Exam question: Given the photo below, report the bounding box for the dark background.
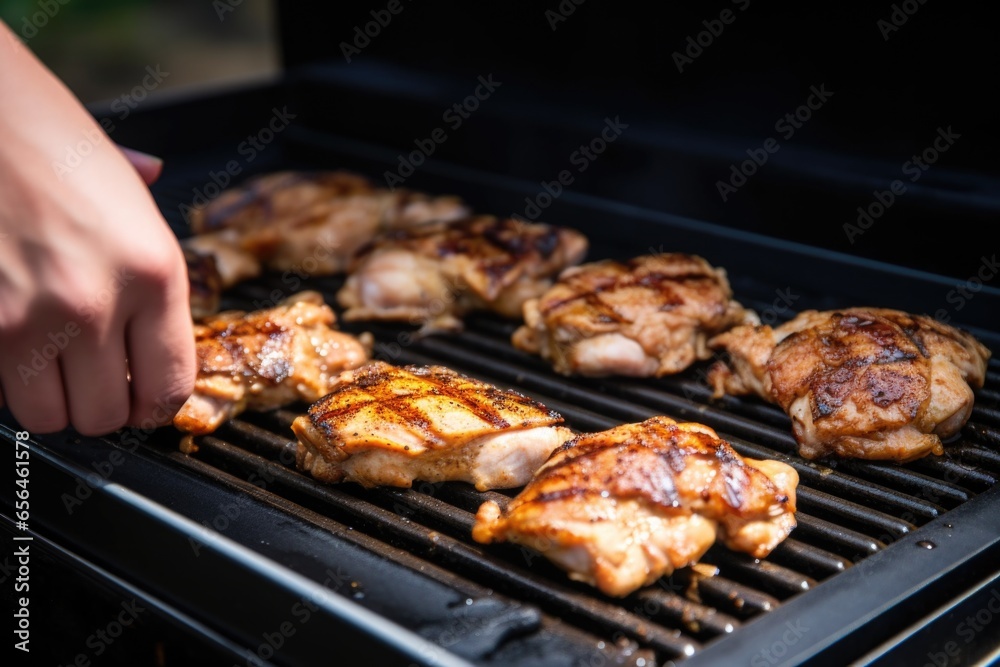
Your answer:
[4,1,997,279]
[278,1,1000,281]
[282,2,997,170]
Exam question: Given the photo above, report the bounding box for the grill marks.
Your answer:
[513,253,755,378]
[792,312,927,419]
[538,262,720,323]
[177,305,1000,662]
[193,171,373,233]
[292,360,574,490]
[471,416,799,597]
[711,307,992,462]
[534,418,788,516]
[310,363,529,441]
[336,216,589,329]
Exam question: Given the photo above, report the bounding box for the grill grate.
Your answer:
[151,255,1000,664]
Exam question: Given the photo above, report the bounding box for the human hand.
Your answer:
[0,23,195,435]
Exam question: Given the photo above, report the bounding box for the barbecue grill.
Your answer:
[4,3,1000,666]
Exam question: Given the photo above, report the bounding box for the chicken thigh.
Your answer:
[513,253,755,376]
[292,361,574,490]
[472,416,798,597]
[337,216,588,331]
[708,308,991,462]
[174,292,370,436]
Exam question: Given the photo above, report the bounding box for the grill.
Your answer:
[5,6,1000,665]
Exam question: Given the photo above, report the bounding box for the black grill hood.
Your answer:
[273,1,1000,281]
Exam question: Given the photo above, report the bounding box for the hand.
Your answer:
[0,23,195,435]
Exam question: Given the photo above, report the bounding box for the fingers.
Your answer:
[0,350,69,434]
[59,329,130,436]
[118,146,163,186]
[125,261,195,429]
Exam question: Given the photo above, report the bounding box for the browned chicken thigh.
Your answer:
[292,361,574,490]
[183,170,468,285]
[512,253,755,376]
[472,416,798,597]
[174,292,370,436]
[708,308,991,462]
[337,216,589,331]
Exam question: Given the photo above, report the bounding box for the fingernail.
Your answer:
[119,146,163,168]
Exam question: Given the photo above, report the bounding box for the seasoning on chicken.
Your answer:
[708,308,991,462]
[184,170,468,283]
[291,361,574,490]
[472,416,798,597]
[512,253,755,376]
[337,216,589,331]
[174,292,370,436]
[184,246,223,319]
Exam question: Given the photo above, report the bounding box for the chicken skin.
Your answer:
[184,170,468,285]
[708,308,991,462]
[292,361,574,490]
[337,216,589,331]
[472,416,798,597]
[174,292,370,436]
[512,253,755,376]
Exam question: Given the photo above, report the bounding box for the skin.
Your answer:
[0,21,194,435]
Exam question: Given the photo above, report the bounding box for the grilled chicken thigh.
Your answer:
[184,170,467,283]
[337,216,589,331]
[188,171,375,234]
[292,361,574,490]
[174,292,370,436]
[513,253,755,376]
[472,416,798,597]
[708,308,991,462]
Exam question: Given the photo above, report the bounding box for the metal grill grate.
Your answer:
[148,247,1000,665]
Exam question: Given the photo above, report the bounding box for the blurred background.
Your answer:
[0,0,278,103]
